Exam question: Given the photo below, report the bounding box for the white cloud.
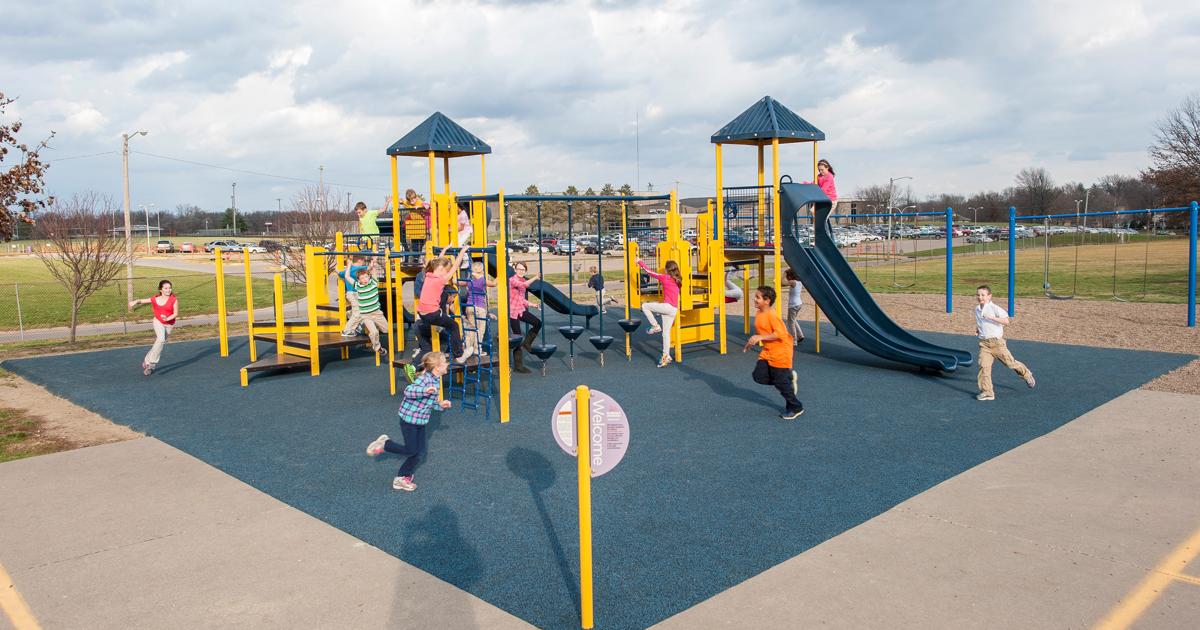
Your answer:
[2,0,1199,210]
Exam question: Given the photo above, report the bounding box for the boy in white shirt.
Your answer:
[974,285,1035,401]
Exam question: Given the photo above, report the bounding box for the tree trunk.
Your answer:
[69,295,80,343]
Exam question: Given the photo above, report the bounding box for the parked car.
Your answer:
[241,244,267,254]
[554,240,579,255]
[540,238,558,250]
[967,234,994,244]
[155,240,174,253]
[203,240,241,252]
[179,242,196,253]
[506,241,528,253]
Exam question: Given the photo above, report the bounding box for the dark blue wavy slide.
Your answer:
[779,182,971,371]
[485,254,599,323]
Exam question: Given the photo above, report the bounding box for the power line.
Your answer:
[44,150,118,163]
[130,150,389,191]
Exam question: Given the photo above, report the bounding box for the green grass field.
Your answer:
[0,258,306,330]
[848,238,1193,303]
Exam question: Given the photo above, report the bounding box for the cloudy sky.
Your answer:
[3,0,1198,214]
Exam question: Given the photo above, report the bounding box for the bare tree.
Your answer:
[1,91,55,241]
[34,193,135,342]
[270,185,354,285]
[1143,96,1200,206]
[1013,167,1056,214]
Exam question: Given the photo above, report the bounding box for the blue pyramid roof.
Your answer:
[386,112,491,158]
[710,96,824,145]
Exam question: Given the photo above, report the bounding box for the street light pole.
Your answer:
[887,176,912,241]
[231,182,237,236]
[139,203,155,253]
[121,130,148,302]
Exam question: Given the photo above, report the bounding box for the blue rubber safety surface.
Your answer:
[5,314,1193,630]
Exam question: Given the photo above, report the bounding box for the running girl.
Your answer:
[129,280,178,376]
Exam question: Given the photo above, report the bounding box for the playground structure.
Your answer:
[212,98,1200,422]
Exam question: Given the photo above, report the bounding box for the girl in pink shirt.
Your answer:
[417,246,468,362]
[507,261,541,374]
[637,259,683,367]
[817,159,837,201]
[129,280,179,376]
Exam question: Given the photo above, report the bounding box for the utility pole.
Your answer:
[887,176,912,242]
[346,191,352,210]
[276,198,282,212]
[231,182,237,236]
[121,130,148,302]
[319,166,325,212]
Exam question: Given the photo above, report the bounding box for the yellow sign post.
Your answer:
[575,384,594,629]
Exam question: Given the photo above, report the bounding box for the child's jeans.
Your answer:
[384,422,427,477]
[753,359,803,412]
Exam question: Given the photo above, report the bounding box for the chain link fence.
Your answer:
[0,271,306,344]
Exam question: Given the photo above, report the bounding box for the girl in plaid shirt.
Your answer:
[366,353,451,492]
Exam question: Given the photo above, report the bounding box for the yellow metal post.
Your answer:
[215,248,229,357]
[273,274,285,351]
[743,265,751,334]
[575,385,594,629]
[772,138,782,317]
[671,191,683,363]
[715,144,727,354]
[621,200,632,361]
[757,145,765,246]
[497,190,511,423]
[386,248,395,390]
[428,151,437,245]
[394,257,405,354]
[335,231,347,331]
[305,245,321,376]
[391,155,400,239]
[244,250,256,362]
[815,305,821,353]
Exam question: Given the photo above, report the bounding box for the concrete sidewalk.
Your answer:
[2,389,1198,628]
[0,438,533,630]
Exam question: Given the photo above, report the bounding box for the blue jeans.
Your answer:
[384,422,427,477]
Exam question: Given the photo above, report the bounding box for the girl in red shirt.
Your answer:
[129,280,179,376]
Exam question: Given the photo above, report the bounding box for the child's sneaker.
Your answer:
[780,408,805,421]
[376,346,388,357]
[1025,374,1036,388]
[647,326,662,335]
[393,475,416,491]
[791,370,798,396]
[976,392,995,401]
[340,330,357,338]
[657,355,672,368]
[143,363,154,376]
[366,434,388,456]
[404,364,417,383]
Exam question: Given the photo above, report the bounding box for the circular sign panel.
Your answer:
[551,388,630,477]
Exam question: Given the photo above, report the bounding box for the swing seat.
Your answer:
[588,335,615,352]
[529,344,558,361]
[617,319,642,333]
[558,325,585,341]
[509,334,525,346]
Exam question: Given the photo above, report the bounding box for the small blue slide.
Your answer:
[778,182,971,371]
[485,254,599,325]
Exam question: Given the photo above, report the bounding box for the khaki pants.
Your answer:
[641,302,678,359]
[977,337,1032,396]
[359,309,389,352]
[787,305,804,342]
[462,305,488,359]
[143,319,173,367]
[341,292,362,335]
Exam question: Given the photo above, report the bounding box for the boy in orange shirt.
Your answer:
[743,286,804,420]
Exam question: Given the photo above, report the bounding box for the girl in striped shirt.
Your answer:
[366,352,451,492]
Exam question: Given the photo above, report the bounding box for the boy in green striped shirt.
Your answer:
[351,267,389,356]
